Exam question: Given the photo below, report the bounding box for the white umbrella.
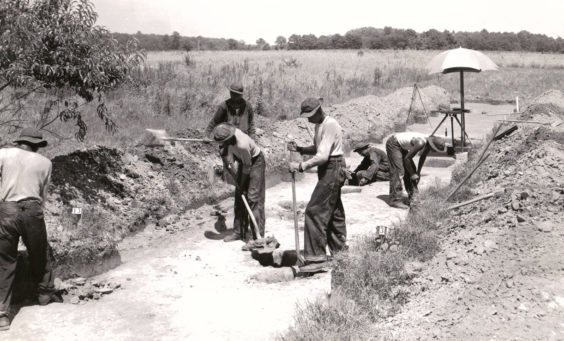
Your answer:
[426,47,499,146]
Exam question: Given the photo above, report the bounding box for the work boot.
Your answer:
[38,292,63,306]
[0,316,9,331]
[299,261,330,273]
[223,233,241,242]
[390,201,409,209]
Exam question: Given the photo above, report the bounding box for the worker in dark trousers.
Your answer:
[205,82,256,139]
[350,143,390,186]
[213,124,265,243]
[0,128,61,331]
[385,132,446,209]
[205,82,256,186]
[288,98,347,272]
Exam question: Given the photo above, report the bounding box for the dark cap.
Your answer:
[299,97,323,118]
[13,127,47,147]
[213,124,236,143]
[352,142,370,153]
[229,83,244,95]
[428,135,446,152]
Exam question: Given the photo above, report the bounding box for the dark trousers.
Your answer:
[0,200,55,316]
[386,137,418,204]
[233,152,266,240]
[304,157,347,263]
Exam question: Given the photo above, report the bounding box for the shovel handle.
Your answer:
[241,194,262,240]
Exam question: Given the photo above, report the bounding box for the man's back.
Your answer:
[0,147,52,202]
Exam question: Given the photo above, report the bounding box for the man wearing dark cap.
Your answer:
[385,132,446,209]
[205,83,256,139]
[0,128,60,331]
[350,143,390,186]
[287,98,347,271]
[213,123,265,243]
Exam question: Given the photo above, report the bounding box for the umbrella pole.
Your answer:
[460,71,466,147]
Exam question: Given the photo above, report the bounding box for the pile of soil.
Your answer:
[44,144,231,280]
[383,113,563,339]
[520,89,564,123]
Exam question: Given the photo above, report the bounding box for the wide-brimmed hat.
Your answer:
[352,142,370,153]
[213,124,236,143]
[428,135,446,152]
[13,127,47,147]
[299,97,323,118]
[228,83,244,95]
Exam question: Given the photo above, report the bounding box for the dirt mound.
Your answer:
[520,89,564,123]
[44,144,231,280]
[387,122,564,339]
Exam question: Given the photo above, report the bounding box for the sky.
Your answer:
[91,0,564,44]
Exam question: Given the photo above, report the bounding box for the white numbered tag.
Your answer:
[72,207,82,215]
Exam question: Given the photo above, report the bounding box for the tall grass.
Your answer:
[2,49,563,158]
[281,180,449,340]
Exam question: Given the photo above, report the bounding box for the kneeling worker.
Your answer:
[288,97,347,271]
[213,124,265,242]
[385,132,446,209]
[350,143,390,186]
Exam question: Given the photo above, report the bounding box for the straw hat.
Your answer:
[13,127,48,147]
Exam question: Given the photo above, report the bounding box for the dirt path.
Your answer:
[4,104,511,340]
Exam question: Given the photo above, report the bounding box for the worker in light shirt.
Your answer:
[288,97,347,272]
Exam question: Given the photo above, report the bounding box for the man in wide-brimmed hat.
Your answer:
[287,97,347,272]
[385,132,446,209]
[213,123,265,243]
[0,128,60,331]
[205,82,256,139]
[350,142,390,186]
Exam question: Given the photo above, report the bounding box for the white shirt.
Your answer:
[0,147,52,202]
[394,132,428,151]
[301,116,344,170]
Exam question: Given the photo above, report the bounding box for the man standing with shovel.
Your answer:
[213,124,265,243]
[288,98,347,272]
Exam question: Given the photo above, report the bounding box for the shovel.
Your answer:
[289,144,306,266]
[145,129,212,145]
[224,169,262,241]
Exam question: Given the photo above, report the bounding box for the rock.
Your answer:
[70,297,80,304]
[516,215,526,223]
[511,200,520,211]
[498,207,508,214]
[389,244,399,252]
[119,174,126,180]
[484,240,498,250]
[95,287,113,295]
[446,250,457,260]
[534,221,553,233]
[54,278,65,290]
[474,246,485,255]
[71,277,86,286]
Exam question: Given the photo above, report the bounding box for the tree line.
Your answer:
[116,27,564,53]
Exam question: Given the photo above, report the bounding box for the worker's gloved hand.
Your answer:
[359,178,369,186]
[289,161,301,173]
[287,141,298,152]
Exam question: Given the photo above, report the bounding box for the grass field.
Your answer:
[3,49,563,156]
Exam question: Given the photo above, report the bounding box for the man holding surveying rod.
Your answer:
[288,97,347,272]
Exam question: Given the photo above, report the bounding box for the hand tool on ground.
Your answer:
[145,129,212,145]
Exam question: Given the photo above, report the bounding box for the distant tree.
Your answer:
[275,36,287,50]
[171,31,181,50]
[227,38,239,50]
[0,0,144,140]
[256,38,267,50]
